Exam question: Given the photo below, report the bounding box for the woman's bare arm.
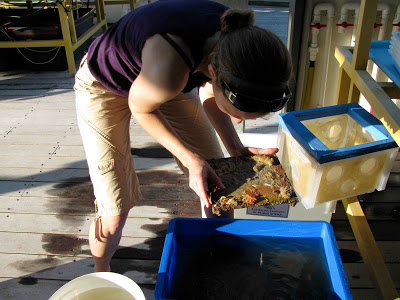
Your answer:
[129,34,223,207]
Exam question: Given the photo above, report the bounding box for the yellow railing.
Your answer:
[335,1,400,299]
[0,0,151,73]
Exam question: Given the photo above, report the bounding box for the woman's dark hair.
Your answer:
[214,9,293,113]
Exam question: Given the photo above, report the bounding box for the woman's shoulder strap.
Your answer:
[159,33,195,74]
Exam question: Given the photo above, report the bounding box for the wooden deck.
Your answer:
[0,5,399,300]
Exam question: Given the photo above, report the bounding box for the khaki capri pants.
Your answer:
[74,55,224,217]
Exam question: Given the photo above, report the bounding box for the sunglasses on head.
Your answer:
[222,80,291,113]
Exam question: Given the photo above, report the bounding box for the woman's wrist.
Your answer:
[225,138,247,157]
[179,150,203,168]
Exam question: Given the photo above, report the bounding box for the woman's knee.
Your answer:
[99,213,129,235]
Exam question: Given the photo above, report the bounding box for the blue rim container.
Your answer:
[155,218,352,300]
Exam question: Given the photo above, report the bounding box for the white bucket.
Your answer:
[49,272,146,300]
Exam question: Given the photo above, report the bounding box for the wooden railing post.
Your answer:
[343,197,399,300]
[334,0,400,298]
[57,1,76,74]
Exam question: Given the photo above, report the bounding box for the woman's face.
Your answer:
[207,63,269,123]
[212,80,268,123]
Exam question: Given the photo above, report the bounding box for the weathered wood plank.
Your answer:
[0,117,77,126]
[337,241,400,263]
[33,90,76,102]
[136,157,181,171]
[0,155,177,170]
[344,263,400,289]
[137,169,187,185]
[15,181,195,201]
[0,144,172,160]
[0,84,73,90]
[0,156,60,168]
[0,89,49,96]
[0,253,159,284]
[0,181,30,197]
[0,169,185,184]
[0,158,83,170]
[0,168,90,182]
[0,196,97,214]
[1,123,157,137]
[0,232,166,260]
[1,124,80,136]
[0,77,74,85]
[28,156,180,170]
[0,145,72,157]
[0,110,37,118]
[388,173,400,186]
[0,95,42,102]
[392,161,400,173]
[1,134,83,145]
[1,130,160,146]
[0,197,199,217]
[0,111,77,120]
[332,220,400,241]
[1,133,160,148]
[349,289,398,300]
[35,102,76,110]
[0,103,38,110]
[358,188,400,203]
[0,232,93,257]
[0,278,67,300]
[0,125,18,135]
[0,102,75,111]
[0,145,86,157]
[0,71,73,79]
[334,202,400,221]
[0,213,169,238]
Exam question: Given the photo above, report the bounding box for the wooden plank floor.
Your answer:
[0,5,399,300]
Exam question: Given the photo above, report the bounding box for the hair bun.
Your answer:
[221,9,255,33]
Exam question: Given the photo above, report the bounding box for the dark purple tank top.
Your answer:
[87,0,228,97]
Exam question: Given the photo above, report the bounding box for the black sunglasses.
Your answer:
[222,80,291,113]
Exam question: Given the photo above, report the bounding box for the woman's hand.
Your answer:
[229,146,279,157]
[186,155,225,208]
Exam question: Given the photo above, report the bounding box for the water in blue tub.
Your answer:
[168,234,337,300]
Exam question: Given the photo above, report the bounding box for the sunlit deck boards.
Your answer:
[0,4,400,300]
[0,72,195,299]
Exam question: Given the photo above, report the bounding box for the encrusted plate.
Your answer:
[207,154,298,216]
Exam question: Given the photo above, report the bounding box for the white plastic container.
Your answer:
[389,32,400,73]
[277,103,398,209]
[235,201,336,222]
[49,272,146,300]
[391,31,400,50]
[389,47,400,74]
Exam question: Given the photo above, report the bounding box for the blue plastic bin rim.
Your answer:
[154,218,353,300]
[278,102,398,163]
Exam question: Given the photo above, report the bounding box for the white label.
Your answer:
[246,204,289,218]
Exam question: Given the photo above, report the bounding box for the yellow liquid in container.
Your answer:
[73,287,136,300]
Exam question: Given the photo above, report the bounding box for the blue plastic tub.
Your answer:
[155,218,352,300]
